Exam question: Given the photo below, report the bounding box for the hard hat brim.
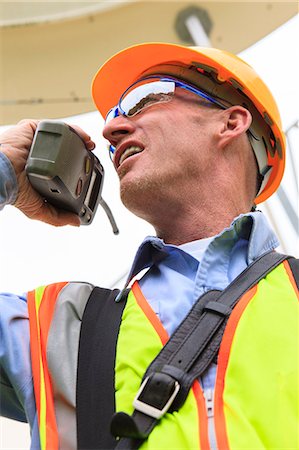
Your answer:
[92,42,248,118]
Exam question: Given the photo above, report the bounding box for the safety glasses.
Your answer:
[105,76,227,158]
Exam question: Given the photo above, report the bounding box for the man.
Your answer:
[0,43,298,450]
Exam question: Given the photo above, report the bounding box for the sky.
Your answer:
[0,14,298,449]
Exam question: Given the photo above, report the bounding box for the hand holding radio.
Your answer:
[0,119,104,228]
[0,119,39,174]
[25,120,118,232]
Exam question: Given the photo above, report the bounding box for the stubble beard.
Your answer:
[118,155,207,222]
[119,169,162,219]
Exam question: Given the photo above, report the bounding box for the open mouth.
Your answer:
[118,145,144,166]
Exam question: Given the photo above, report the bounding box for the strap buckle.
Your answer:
[133,374,180,419]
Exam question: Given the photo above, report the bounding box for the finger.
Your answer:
[14,175,81,227]
[70,124,96,151]
[17,119,39,129]
[70,124,91,141]
[19,196,81,227]
[0,120,39,152]
[85,140,96,151]
[34,202,81,227]
[17,119,39,143]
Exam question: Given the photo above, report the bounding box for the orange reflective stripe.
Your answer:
[193,380,210,450]
[132,281,169,345]
[28,287,45,444]
[28,282,68,450]
[214,285,257,450]
[283,260,299,301]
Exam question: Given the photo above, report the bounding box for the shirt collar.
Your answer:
[179,236,214,261]
[228,211,279,264]
[115,211,279,301]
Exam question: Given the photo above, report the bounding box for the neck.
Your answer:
[141,194,249,246]
[154,208,235,245]
[121,149,253,245]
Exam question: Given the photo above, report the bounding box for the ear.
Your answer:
[218,106,252,148]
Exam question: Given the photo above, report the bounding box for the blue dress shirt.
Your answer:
[0,152,18,209]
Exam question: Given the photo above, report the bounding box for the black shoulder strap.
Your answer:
[111,251,288,449]
[288,257,299,291]
[76,287,128,450]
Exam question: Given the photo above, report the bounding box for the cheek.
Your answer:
[138,107,214,165]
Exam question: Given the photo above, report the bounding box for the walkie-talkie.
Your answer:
[25,120,119,233]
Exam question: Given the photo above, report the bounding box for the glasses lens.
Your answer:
[120,80,175,117]
[106,80,175,160]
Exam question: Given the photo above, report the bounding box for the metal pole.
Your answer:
[185,15,211,47]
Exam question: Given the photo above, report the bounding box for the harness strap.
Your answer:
[288,257,299,291]
[111,251,288,449]
[76,287,128,450]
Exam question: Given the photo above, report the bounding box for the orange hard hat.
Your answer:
[92,42,285,203]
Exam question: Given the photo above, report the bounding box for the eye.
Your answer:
[127,92,173,116]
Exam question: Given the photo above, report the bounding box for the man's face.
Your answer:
[102,82,223,218]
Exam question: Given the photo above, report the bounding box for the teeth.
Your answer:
[119,146,143,165]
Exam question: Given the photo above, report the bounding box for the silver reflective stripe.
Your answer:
[204,388,218,450]
[47,282,94,450]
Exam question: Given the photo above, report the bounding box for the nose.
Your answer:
[102,115,137,149]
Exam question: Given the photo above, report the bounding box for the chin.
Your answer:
[119,175,157,217]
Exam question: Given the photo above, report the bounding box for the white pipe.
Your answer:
[185,15,211,47]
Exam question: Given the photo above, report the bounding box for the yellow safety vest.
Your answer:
[28,259,299,450]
